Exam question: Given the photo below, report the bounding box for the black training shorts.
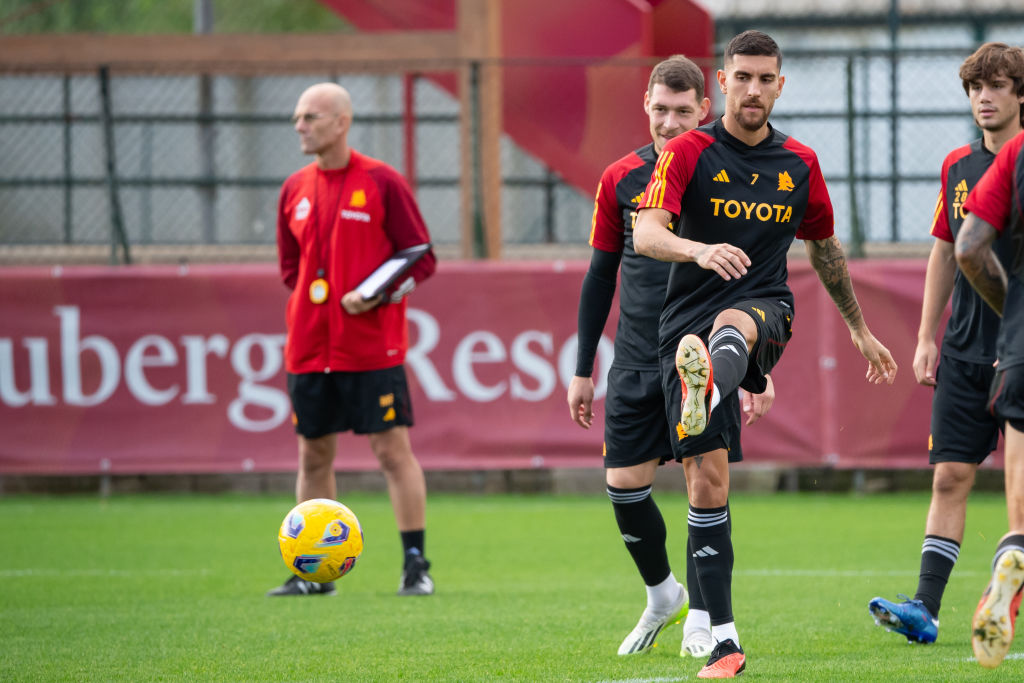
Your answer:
[287,365,414,438]
[731,298,793,394]
[659,350,745,462]
[603,366,676,469]
[988,363,1024,433]
[929,355,999,464]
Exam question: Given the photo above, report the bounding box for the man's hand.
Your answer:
[912,338,938,386]
[851,329,898,385]
[567,375,596,429]
[741,374,775,426]
[341,290,382,315]
[695,243,751,281]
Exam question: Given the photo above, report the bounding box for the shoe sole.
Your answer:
[867,599,937,643]
[618,586,689,656]
[972,549,1024,668]
[676,334,712,437]
[697,652,746,678]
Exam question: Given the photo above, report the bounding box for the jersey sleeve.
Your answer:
[375,165,437,285]
[638,131,708,216]
[929,151,958,242]
[276,174,301,290]
[792,147,834,240]
[589,166,625,253]
[963,136,1022,234]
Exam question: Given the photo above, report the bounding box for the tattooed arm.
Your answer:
[805,236,898,384]
[805,236,867,331]
[633,208,751,281]
[954,214,1006,317]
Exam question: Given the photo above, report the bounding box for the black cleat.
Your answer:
[397,554,434,596]
[266,574,336,597]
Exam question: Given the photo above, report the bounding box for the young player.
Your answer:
[869,42,1024,644]
[568,55,775,659]
[633,31,898,678]
[957,127,1024,669]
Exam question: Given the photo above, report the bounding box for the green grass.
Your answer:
[0,490,1018,681]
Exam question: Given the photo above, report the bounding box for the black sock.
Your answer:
[708,325,748,398]
[994,534,1024,569]
[608,484,671,586]
[401,529,425,565]
[686,535,705,611]
[914,535,959,618]
[688,503,734,626]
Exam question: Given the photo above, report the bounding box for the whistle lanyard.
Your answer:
[307,166,351,304]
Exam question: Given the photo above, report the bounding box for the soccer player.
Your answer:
[956,128,1024,669]
[633,31,898,678]
[568,55,775,659]
[269,82,437,597]
[868,42,1024,645]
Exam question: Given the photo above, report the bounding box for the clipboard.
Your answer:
[356,243,432,300]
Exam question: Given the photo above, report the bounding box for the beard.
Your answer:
[731,101,770,132]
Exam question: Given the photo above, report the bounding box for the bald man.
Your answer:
[270,82,438,597]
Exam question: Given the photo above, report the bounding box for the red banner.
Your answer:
[0,260,1000,474]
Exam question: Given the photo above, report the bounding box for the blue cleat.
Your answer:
[869,594,939,643]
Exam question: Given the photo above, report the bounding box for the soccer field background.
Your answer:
[0,491,1017,681]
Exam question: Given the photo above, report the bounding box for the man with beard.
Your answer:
[633,30,898,678]
[567,55,775,660]
[869,42,1024,646]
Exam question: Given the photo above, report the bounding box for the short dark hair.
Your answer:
[648,55,705,100]
[959,42,1024,124]
[724,30,782,69]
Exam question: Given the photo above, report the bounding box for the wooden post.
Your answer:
[457,0,502,259]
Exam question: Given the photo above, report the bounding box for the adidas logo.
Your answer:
[955,179,968,192]
[692,545,719,558]
[713,169,730,183]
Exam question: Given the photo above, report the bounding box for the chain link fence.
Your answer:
[1,37,1022,261]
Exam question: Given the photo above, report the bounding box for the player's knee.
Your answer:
[931,462,975,498]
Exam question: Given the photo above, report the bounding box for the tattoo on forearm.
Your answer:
[957,225,1006,315]
[807,237,865,328]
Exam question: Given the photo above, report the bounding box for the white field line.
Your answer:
[0,568,211,578]
[0,567,987,579]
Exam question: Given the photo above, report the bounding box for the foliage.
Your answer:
[0,0,350,35]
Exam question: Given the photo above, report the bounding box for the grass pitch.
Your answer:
[0,488,1018,681]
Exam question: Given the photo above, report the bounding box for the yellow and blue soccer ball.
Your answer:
[278,498,364,583]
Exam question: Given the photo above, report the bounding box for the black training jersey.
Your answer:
[930,139,1014,364]
[963,130,1024,370]
[639,118,834,355]
[590,142,672,369]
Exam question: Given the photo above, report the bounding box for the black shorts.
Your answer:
[988,363,1024,433]
[659,351,744,462]
[287,365,414,439]
[603,366,676,469]
[930,356,1000,464]
[732,298,793,394]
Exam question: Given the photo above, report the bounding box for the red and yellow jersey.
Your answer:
[638,118,833,354]
[276,150,436,374]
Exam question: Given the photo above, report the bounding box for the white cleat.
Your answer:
[617,583,689,656]
[972,549,1024,668]
[681,627,714,658]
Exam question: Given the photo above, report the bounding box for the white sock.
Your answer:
[684,608,711,634]
[712,622,740,648]
[710,383,721,412]
[646,572,682,612]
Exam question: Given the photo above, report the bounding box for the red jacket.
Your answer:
[276,151,436,374]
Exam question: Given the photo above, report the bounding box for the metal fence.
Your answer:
[0,43,1016,261]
